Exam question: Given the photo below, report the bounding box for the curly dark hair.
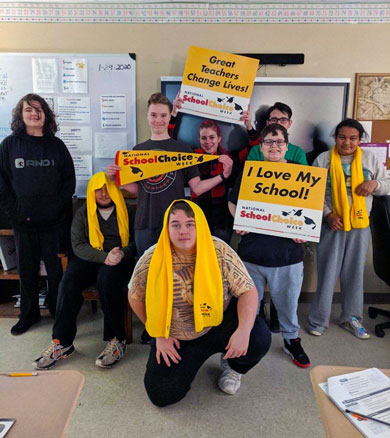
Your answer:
[11,94,57,135]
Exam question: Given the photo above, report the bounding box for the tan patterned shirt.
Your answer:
[129,238,255,340]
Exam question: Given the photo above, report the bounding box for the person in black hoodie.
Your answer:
[0,94,75,335]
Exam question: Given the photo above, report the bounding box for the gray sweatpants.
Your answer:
[308,224,370,333]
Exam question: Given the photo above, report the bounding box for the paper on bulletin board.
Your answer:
[234,161,327,242]
[59,126,92,154]
[115,150,218,186]
[58,97,91,124]
[100,94,126,129]
[61,58,88,94]
[72,154,92,181]
[95,132,127,158]
[32,58,58,94]
[179,46,259,124]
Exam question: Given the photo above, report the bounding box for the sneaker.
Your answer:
[341,317,370,339]
[309,329,322,337]
[269,301,280,333]
[95,339,126,368]
[33,339,75,370]
[218,356,242,395]
[283,338,311,368]
[11,316,41,336]
[140,329,152,345]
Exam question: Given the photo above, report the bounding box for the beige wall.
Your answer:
[2,22,390,293]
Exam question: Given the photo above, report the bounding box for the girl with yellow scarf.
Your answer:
[308,119,390,339]
[128,200,271,406]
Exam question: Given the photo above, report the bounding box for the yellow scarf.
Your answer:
[330,146,369,231]
[145,199,223,338]
[86,172,129,250]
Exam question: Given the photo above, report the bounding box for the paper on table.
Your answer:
[327,368,390,438]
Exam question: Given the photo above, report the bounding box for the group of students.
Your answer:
[0,91,388,407]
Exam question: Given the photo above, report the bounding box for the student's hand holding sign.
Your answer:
[219,154,233,178]
[172,91,184,117]
[240,104,252,130]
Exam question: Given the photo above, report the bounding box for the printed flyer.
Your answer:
[234,161,327,242]
[115,150,219,185]
[180,46,259,124]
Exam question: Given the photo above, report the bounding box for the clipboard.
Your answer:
[0,370,84,438]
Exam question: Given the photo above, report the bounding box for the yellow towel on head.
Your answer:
[145,199,223,338]
[330,146,369,231]
[86,172,129,250]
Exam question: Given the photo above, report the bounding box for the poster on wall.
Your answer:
[179,46,258,124]
[234,161,327,242]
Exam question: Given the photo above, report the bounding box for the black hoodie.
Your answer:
[0,132,76,230]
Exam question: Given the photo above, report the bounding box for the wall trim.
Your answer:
[0,2,389,24]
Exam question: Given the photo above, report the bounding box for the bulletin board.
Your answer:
[0,53,136,197]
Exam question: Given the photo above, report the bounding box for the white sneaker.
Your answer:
[218,356,242,395]
[95,338,126,368]
[309,329,322,336]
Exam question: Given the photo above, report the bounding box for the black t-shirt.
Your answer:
[228,167,304,268]
[133,138,200,230]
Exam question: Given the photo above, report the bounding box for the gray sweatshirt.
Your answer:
[314,148,390,219]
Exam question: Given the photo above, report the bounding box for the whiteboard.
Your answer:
[161,76,349,163]
[0,53,136,197]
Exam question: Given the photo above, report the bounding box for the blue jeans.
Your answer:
[244,261,304,340]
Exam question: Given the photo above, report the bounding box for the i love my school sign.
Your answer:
[179,46,259,124]
[234,161,328,242]
[115,150,219,185]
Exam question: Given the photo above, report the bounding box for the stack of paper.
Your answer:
[320,368,390,438]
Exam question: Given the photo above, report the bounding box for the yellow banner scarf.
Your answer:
[145,200,223,338]
[86,172,129,250]
[330,146,369,231]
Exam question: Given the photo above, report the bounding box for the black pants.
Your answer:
[144,299,271,407]
[14,227,63,321]
[53,255,134,347]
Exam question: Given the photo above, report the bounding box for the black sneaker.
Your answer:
[269,301,280,333]
[10,317,41,336]
[140,328,152,345]
[283,338,311,368]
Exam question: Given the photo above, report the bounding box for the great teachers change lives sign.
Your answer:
[179,46,259,124]
[234,161,328,242]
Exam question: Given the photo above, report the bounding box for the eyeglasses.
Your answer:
[262,139,287,147]
[268,117,290,124]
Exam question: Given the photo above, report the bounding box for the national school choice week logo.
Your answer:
[121,151,207,195]
[15,158,55,168]
[200,302,212,317]
[240,206,317,230]
[183,93,244,116]
[122,152,206,194]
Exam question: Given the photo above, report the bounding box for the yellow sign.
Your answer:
[235,161,328,242]
[180,46,259,124]
[115,150,219,185]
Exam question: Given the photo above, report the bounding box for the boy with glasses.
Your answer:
[228,124,310,369]
[241,102,307,165]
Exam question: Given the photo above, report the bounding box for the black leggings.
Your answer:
[144,299,271,407]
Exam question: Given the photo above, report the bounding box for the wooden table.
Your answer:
[0,370,84,438]
[310,365,390,438]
